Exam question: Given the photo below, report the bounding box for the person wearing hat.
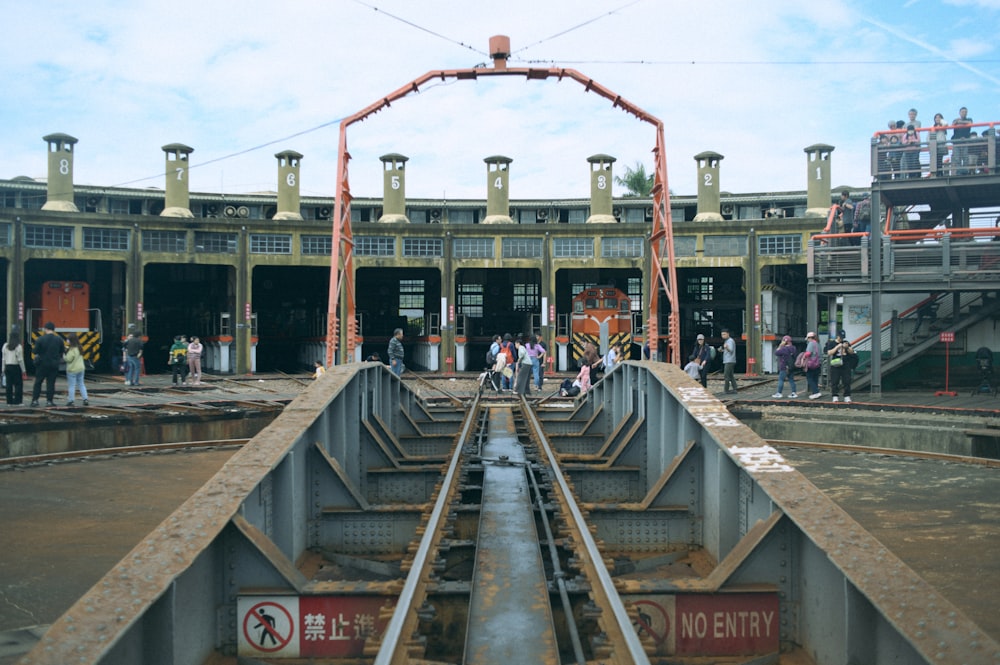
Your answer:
[805,332,822,399]
[772,335,799,399]
[824,331,855,403]
[689,333,711,388]
[30,322,64,408]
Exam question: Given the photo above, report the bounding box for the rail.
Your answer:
[809,233,1000,282]
[871,120,998,181]
[21,361,1000,664]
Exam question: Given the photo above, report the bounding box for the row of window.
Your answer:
[1,223,802,257]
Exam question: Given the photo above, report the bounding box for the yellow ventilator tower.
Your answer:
[585,154,616,223]
[804,143,835,217]
[482,155,513,224]
[693,151,724,222]
[41,133,79,212]
[161,143,194,218]
[377,153,409,223]
[273,150,304,221]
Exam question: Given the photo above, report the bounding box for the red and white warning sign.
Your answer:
[629,593,779,657]
[238,595,391,658]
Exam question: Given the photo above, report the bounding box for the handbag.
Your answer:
[830,356,843,367]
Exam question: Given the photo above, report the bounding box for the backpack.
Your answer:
[807,353,821,370]
[486,344,498,367]
[794,351,808,369]
[708,345,717,361]
[855,197,871,223]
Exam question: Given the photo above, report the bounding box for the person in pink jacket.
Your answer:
[186,336,204,385]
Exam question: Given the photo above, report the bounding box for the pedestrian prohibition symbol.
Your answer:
[240,598,297,655]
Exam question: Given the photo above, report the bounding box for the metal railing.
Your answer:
[810,234,1000,282]
[871,121,998,180]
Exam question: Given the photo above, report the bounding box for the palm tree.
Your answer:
[614,161,654,198]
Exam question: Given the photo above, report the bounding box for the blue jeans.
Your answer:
[125,355,141,385]
[67,370,88,402]
[530,356,542,389]
[776,368,797,395]
[390,358,405,377]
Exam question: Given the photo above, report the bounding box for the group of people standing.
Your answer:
[773,331,856,403]
[486,332,549,395]
[167,334,203,386]
[878,106,983,179]
[684,330,737,393]
[1,322,92,407]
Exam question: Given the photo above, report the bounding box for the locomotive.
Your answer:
[28,281,103,364]
[570,286,632,363]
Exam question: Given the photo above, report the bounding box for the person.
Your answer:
[772,335,798,399]
[387,328,405,377]
[642,341,650,360]
[836,190,855,242]
[30,322,63,408]
[582,341,603,380]
[886,126,903,178]
[689,333,711,388]
[805,331,822,399]
[525,334,544,390]
[487,334,501,369]
[719,329,737,394]
[603,342,620,375]
[168,335,189,385]
[2,332,27,406]
[187,336,203,385]
[825,332,855,403]
[853,195,872,239]
[313,360,326,379]
[63,333,89,407]
[499,333,516,391]
[900,125,921,179]
[574,362,592,394]
[912,297,938,336]
[683,359,702,380]
[905,107,921,129]
[123,331,144,387]
[930,113,948,177]
[513,337,533,395]
[952,107,973,174]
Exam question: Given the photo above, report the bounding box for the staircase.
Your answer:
[849,292,1000,390]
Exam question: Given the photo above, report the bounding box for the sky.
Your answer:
[2,0,998,202]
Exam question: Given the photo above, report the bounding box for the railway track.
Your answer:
[367,393,650,664]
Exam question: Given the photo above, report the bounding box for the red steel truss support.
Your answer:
[326,59,681,366]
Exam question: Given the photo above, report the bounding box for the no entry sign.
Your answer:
[629,593,779,657]
[238,595,392,657]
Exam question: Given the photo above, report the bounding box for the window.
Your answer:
[513,283,539,311]
[143,230,186,253]
[449,209,475,225]
[250,233,292,254]
[457,282,483,318]
[601,237,644,258]
[194,231,237,254]
[703,235,747,257]
[686,276,714,302]
[624,208,646,224]
[627,277,642,312]
[24,224,73,248]
[503,238,543,258]
[302,235,332,255]
[399,279,425,309]
[759,234,802,255]
[553,238,594,258]
[453,238,494,258]
[674,236,697,257]
[83,227,129,251]
[403,238,443,258]
[356,236,395,256]
[0,223,10,246]
[109,199,130,215]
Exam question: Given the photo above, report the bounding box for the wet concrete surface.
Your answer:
[0,448,235,664]
[778,446,1000,642]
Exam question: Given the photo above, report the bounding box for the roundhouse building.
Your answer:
[1,128,998,393]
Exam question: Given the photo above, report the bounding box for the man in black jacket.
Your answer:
[31,322,64,407]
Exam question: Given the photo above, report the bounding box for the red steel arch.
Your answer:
[327,40,680,367]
